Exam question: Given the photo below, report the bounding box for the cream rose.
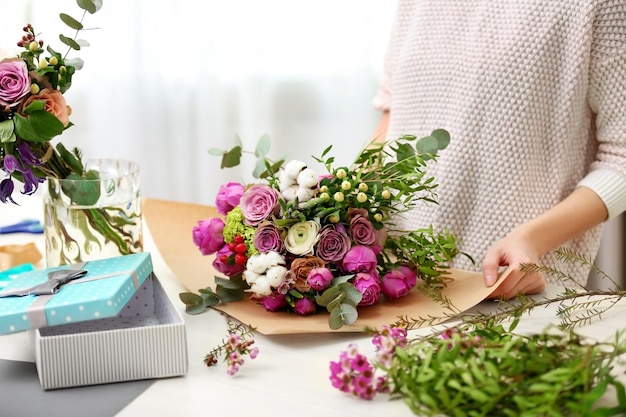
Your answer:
[284,220,321,255]
[21,88,71,126]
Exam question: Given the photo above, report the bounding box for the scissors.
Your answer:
[0,219,44,234]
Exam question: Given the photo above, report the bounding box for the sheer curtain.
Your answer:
[2,0,396,205]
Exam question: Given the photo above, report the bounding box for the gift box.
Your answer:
[0,253,188,389]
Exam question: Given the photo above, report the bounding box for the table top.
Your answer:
[0,197,623,416]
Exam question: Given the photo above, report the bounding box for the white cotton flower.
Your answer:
[266,265,287,288]
[296,186,316,202]
[281,185,299,202]
[278,171,297,191]
[246,253,270,274]
[243,269,260,284]
[250,276,272,297]
[265,251,286,267]
[297,168,318,188]
[283,160,307,179]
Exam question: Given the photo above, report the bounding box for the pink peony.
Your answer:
[353,272,381,306]
[293,297,317,315]
[307,267,334,291]
[239,184,280,226]
[192,217,225,255]
[213,245,245,277]
[316,224,351,262]
[341,245,377,274]
[253,223,285,253]
[381,265,417,300]
[215,181,245,215]
[261,292,288,311]
[0,59,30,107]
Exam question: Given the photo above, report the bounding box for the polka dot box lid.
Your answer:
[0,252,153,335]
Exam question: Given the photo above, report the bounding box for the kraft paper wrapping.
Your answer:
[143,198,507,334]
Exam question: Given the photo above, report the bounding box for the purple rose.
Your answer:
[348,210,377,246]
[341,245,377,274]
[192,217,225,255]
[253,223,285,253]
[261,292,288,311]
[307,267,334,291]
[239,184,280,226]
[213,245,245,277]
[316,224,351,262]
[0,59,31,107]
[215,181,245,215]
[381,265,417,300]
[293,297,317,315]
[353,272,381,306]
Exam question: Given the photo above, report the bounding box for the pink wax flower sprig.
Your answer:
[204,321,259,376]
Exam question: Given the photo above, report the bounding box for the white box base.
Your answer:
[35,274,188,390]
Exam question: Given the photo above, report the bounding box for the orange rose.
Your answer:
[21,88,71,126]
[290,256,326,293]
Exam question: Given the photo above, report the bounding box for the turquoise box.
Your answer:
[0,253,153,335]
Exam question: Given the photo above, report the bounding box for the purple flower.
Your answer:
[316,224,351,262]
[2,154,19,173]
[192,217,226,255]
[381,265,417,300]
[16,141,40,166]
[260,292,288,311]
[253,223,285,253]
[341,245,377,274]
[353,272,381,306]
[0,178,16,204]
[20,168,43,196]
[213,245,245,277]
[348,209,377,246]
[307,267,334,291]
[0,59,31,107]
[215,181,245,215]
[293,296,317,315]
[239,184,279,226]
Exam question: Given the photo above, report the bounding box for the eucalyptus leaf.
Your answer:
[60,13,84,30]
[215,276,244,290]
[328,303,358,329]
[255,133,271,157]
[252,156,266,178]
[77,0,102,13]
[221,146,242,168]
[208,147,224,156]
[65,57,85,70]
[59,34,81,50]
[415,135,439,155]
[431,128,451,150]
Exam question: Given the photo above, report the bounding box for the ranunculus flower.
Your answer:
[348,209,377,246]
[293,297,317,315]
[253,223,285,253]
[341,245,377,274]
[284,220,320,255]
[381,265,418,300]
[213,245,245,277]
[192,217,225,255]
[353,272,381,306]
[261,292,288,311]
[307,267,334,291]
[290,256,326,293]
[316,224,351,262]
[0,59,30,107]
[239,184,279,226]
[215,181,245,215]
[20,88,71,126]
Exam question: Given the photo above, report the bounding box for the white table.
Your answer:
[0,196,624,416]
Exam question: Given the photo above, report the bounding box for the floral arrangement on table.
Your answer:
[0,1,141,264]
[181,131,471,329]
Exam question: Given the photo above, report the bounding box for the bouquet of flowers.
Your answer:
[182,131,469,329]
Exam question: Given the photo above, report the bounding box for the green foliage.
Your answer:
[315,281,362,329]
[179,273,248,315]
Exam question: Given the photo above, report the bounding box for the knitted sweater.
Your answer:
[374,0,626,285]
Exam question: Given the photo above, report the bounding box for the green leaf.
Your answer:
[13,114,45,142]
[395,142,415,162]
[252,157,266,178]
[65,57,85,70]
[315,286,341,307]
[214,276,243,290]
[59,34,81,51]
[339,282,363,306]
[179,292,206,314]
[29,110,65,140]
[416,135,439,155]
[77,0,102,13]
[22,100,45,114]
[330,274,354,286]
[221,146,242,168]
[60,13,84,30]
[208,147,224,156]
[0,120,16,143]
[61,173,101,206]
[255,133,271,157]
[431,129,451,150]
[328,303,358,329]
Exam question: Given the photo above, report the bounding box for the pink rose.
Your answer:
[261,292,288,311]
[293,296,317,315]
[381,265,417,300]
[307,267,334,291]
[353,272,381,306]
[213,245,245,277]
[316,224,351,262]
[348,209,377,246]
[253,223,285,253]
[215,182,245,215]
[192,217,225,255]
[20,88,71,126]
[239,184,280,226]
[0,59,30,107]
[341,245,377,274]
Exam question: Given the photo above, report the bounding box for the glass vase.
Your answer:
[43,158,143,267]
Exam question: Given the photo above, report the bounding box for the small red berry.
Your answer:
[235,243,247,254]
[219,254,229,263]
[234,235,244,244]
[234,254,247,266]
[227,242,237,252]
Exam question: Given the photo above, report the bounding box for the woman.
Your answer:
[373,1,626,298]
